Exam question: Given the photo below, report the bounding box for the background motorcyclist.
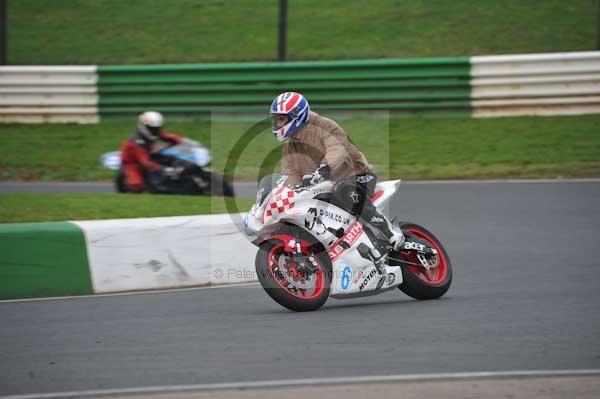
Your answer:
[270,92,405,251]
[120,111,183,193]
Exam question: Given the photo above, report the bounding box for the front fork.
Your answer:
[291,231,318,274]
[255,233,318,275]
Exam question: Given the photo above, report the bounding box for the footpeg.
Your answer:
[357,243,387,274]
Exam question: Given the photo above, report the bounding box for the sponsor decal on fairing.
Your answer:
[404,241,426,252]
[352,270,364,284]
[359,267,378,291]
[328,221,364,262]
[262,186,296,223]
[319,209,351,225]
[385,273,396,286]
[304,207,327,236]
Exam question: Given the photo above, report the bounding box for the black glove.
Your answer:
[310,164,331,185]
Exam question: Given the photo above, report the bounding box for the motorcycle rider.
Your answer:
[120,111,184,193]
[270,92,405,252]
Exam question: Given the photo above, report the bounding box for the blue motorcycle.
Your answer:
[101,140,234,196]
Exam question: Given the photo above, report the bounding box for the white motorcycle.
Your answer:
[244,174,452,312]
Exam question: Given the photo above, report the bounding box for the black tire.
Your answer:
[206,172,235,197]
[256,239,331,312]
[395,222,452,300]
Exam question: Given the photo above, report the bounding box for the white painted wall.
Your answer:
[73,214,258,293]
[0,66,99,123]
[471,51,600,117]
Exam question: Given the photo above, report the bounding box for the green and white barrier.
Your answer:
[0,215,258,300]
[471,51,600,117]
[0,222,94,298]
[0,66,98,123]
[1,51,598,122]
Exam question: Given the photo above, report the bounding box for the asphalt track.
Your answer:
[1,180,600,397]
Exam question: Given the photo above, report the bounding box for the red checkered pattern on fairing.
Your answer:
[264,187,295,220]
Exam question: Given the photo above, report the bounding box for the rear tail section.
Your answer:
[372,179,401,213]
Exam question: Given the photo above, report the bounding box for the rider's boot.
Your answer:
[369,212,405,252]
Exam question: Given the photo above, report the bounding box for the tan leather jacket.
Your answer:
[281,112,372,185]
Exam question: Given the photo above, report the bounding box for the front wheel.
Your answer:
[395,222,452,300]
[114,171,128,193]
[256,239,331,311]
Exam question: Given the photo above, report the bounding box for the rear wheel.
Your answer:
[205,172,235,197]
[395,222,452,300]
[256,239,331,311]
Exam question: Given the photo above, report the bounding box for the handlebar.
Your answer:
[289,178,332,192]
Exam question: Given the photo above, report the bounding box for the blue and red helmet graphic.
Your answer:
[269,92,310,141]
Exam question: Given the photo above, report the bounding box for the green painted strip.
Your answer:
[98,79,470,94]
[96,56,473,117]
[99,100,470,114]
[0,222,93,299]
[98,57,470,73]
[99,90,471,106]
[98,69,470,85]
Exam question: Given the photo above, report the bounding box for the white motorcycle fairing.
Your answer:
[244,178,404,298]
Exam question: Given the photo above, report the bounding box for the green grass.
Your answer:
[1,114,600,182]
[8,0,597,64]
[0,119,210,181]
[0,194,254,223]
[387,115,600,179]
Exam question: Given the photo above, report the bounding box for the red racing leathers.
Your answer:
[120,130,183,192]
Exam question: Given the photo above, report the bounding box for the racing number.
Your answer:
[341,266,351,290]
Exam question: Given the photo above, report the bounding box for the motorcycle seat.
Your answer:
[313,193,333,203]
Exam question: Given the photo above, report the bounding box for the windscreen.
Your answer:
[256,173,287,206]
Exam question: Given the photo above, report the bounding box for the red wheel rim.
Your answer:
[401,227,449,285]
[267,243,326,300]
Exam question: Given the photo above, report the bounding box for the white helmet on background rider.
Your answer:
[269,92,310,142]
[137,111,164,141]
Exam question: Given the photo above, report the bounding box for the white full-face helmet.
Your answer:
[137,111,164,141]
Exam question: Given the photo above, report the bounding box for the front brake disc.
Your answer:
[279,256,316,289]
